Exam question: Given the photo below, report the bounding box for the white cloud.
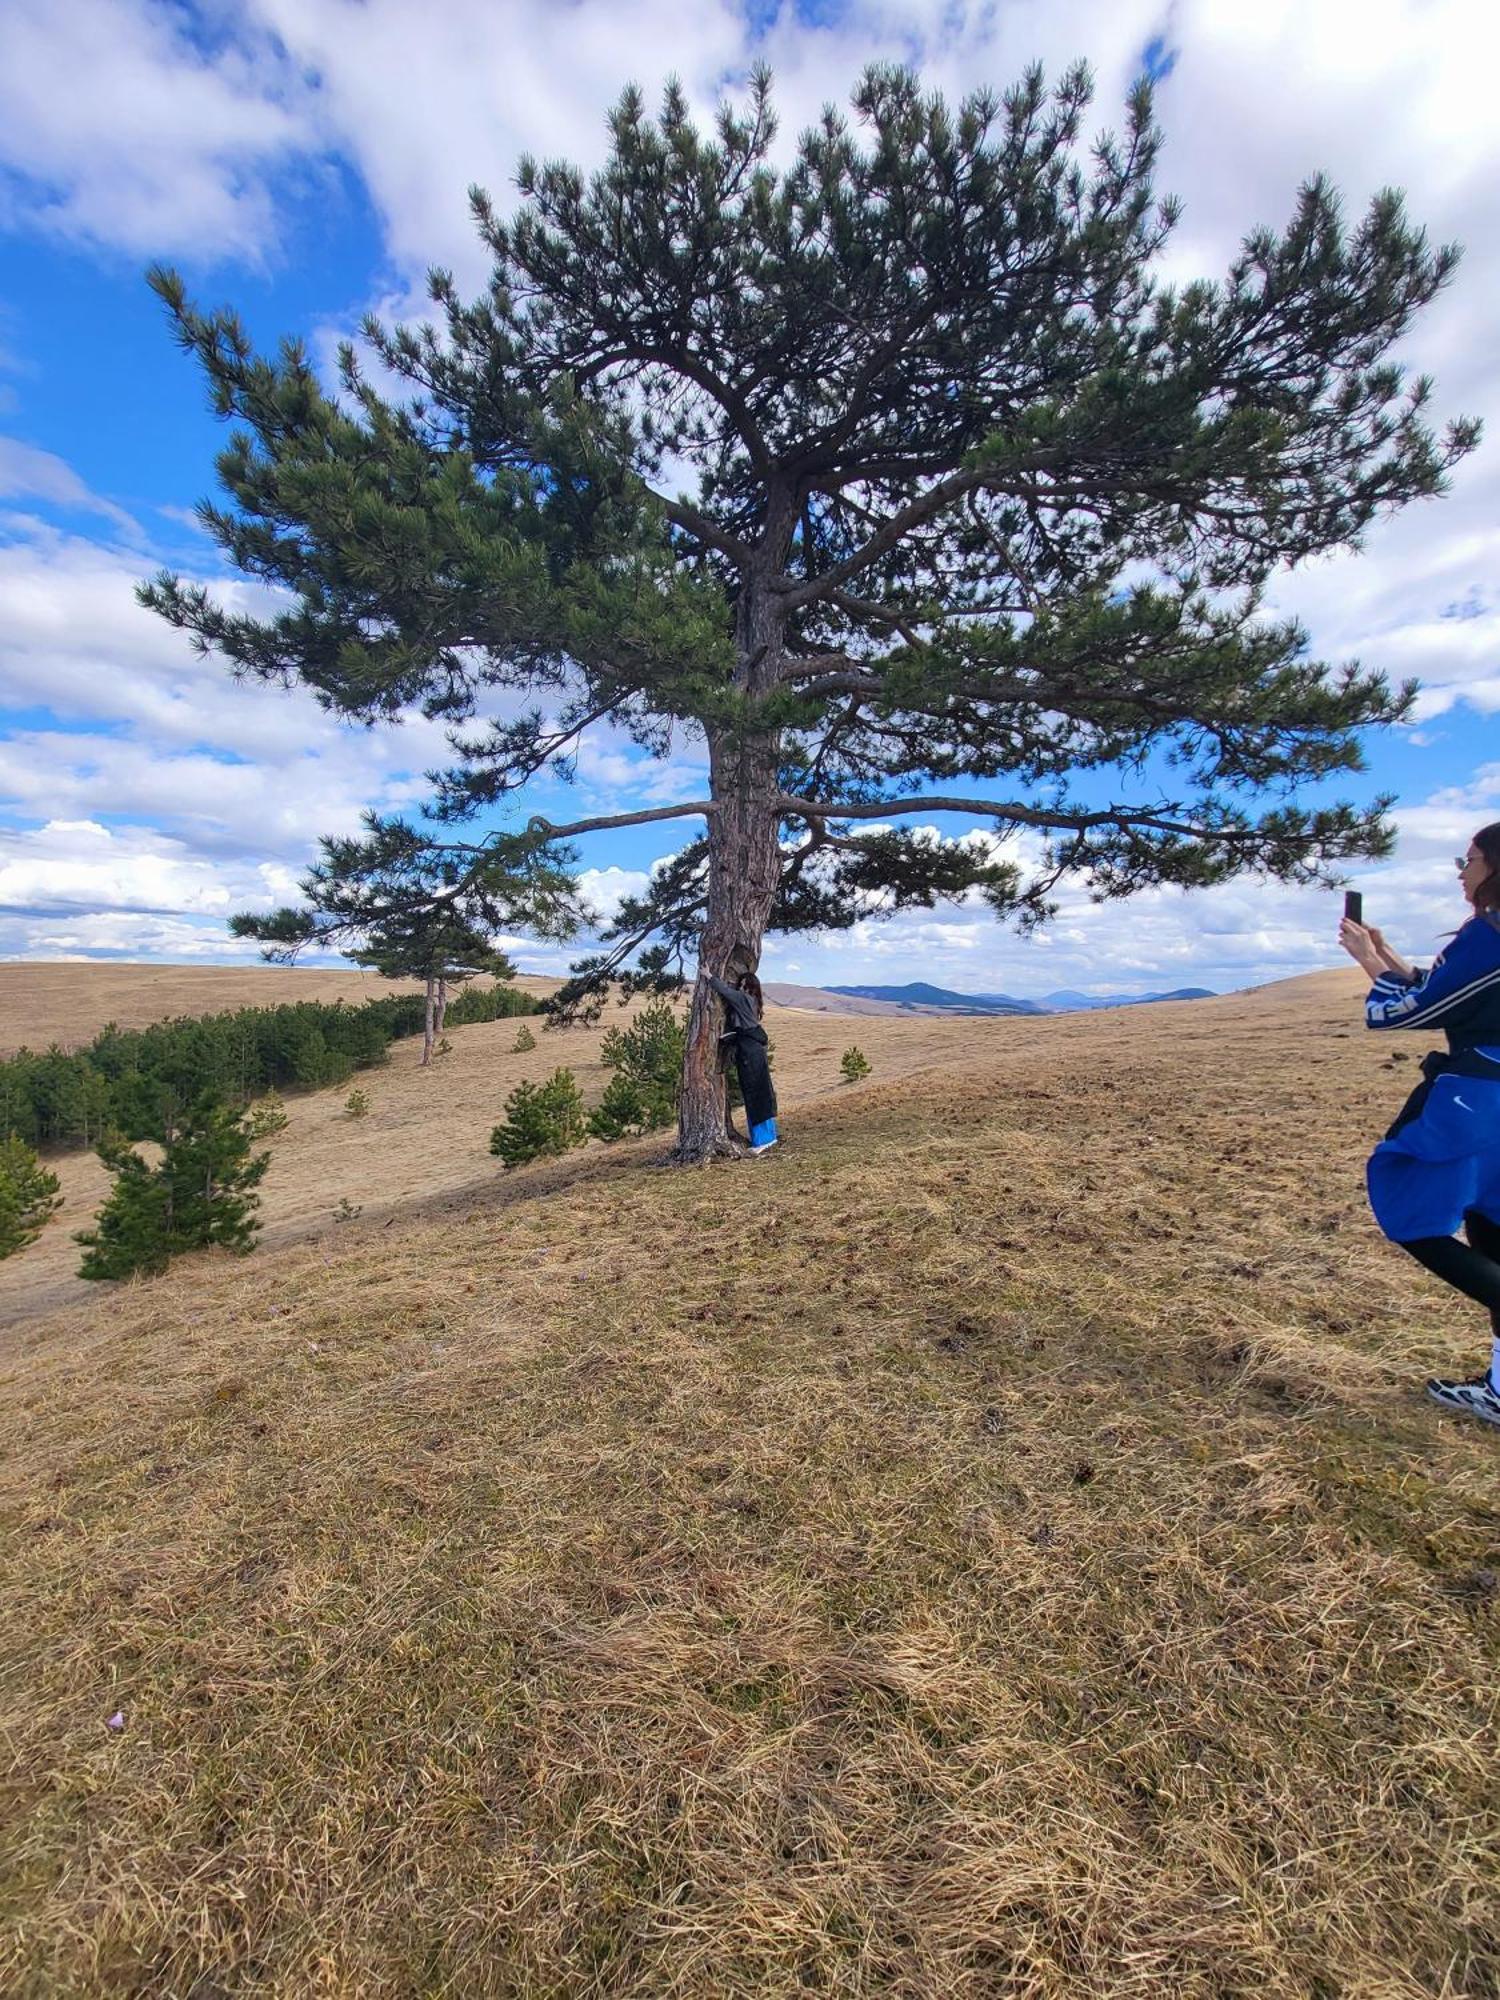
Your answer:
[574,864,653,924]
[250,0,750,285]
[0,0,317,260]
[0,817,235,916]
[0,515,457,825]
[752,772,1500,998]
[0,437,141,539]
[0,909,270,964]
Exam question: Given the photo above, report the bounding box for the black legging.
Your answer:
[1399,1209,1500,1334]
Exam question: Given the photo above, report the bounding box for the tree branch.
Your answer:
[523,800,716,841]
[773,791,1237,841]
[658,494,756,566]
[776,466,988,611]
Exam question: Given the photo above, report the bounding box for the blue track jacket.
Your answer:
[1364,914,1500,1240]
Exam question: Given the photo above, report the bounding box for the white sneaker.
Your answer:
[750,1139,778,1155]
[1425,1374,1500,1428]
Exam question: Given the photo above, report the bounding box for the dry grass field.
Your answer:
[0,961,562,1058]
[1,966,1497,1997]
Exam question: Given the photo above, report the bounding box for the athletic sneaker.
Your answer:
[1425,1374,1500,1427]
[750,1139,778,1156]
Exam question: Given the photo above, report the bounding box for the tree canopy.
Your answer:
[142,61,1477,1157]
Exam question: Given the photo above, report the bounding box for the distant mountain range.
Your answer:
[820,981,1216,1016]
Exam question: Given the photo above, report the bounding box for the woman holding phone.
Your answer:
[1339,823,1500,1427]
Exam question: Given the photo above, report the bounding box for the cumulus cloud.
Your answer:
[0,817,236,917]
[0,437,141,539]
[0,908,269,964]
[0,515,457,813]
[574,865,654,925]
[0,0,313,260]
[754,770,1500,998]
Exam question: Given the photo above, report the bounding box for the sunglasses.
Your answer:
[1457,854,1480,871]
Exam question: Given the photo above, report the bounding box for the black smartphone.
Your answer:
[1343,890,1363,925]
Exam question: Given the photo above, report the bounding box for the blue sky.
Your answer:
[1,0,1497,998]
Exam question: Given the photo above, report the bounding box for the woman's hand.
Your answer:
[1339,917,1388,978]
[1364,925,1416,979]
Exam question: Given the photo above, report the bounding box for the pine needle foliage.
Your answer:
[75,1097,269,1280]
[74,1140,173,1281]
[591,1001,687,1138]
[489,1070,587,1169]
[0,1136,62,1259]
[245,1092,289,1139]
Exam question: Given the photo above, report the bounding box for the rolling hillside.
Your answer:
[1,963,1496,1996]
[0,960,562,1058]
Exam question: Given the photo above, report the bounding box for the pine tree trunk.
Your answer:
[674,726,783,1163]
[422,975,436,1067]
[435,978,449,1040]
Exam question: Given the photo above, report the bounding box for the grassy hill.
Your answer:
[0,960,562,1058]
[1,967,1496,1995]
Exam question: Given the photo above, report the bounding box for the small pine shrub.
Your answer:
[489,1069,586,1169]
[332,1196,363,1223]
[160,1100,269,1255]
[75,1096,268,1280]
[587,1072,653,1142]
[512,1024,537,1053]
[434,1036,453,1058]
[840,1046,872,1083]
[344,1089,371,1119]
[74,1139,173,1280]
[245,1091,289,1138]
[0,1135,63,1258]
[596,999,683,1133]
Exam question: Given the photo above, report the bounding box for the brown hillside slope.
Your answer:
[1,971,1497,1997]
[0,961,562,1057]
[5,987,1058,1331]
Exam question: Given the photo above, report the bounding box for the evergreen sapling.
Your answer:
[0,1136,63,1259]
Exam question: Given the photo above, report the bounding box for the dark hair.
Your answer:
[739,970,765,1019]
[1473,823,1500,915]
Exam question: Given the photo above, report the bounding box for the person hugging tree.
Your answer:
[705,970,778,1156]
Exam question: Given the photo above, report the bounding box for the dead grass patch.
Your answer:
[1,971,1497,1995]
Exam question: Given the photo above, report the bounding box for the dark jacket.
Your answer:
[707,974,768,1045]
[706,974,776,1127]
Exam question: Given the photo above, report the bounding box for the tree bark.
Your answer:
[674,724,783,1162]
[671,508,796,1164]
[421,975,436,1067]
[435,977,449,1042]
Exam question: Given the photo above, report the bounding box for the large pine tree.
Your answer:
[143,63,1476,1160]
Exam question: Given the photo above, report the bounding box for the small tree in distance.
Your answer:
[840,1047,872,1083]
[348,909,517,1067]
[75,1097,269,1280]
[228,825,578,1067]
[0,1136,63,1259]
[146,62,1477,1162]
[246,1091,290,1138]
